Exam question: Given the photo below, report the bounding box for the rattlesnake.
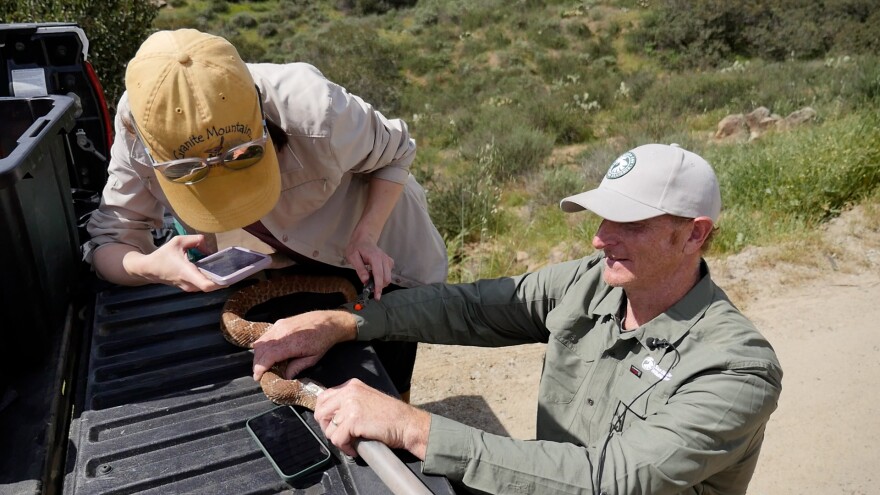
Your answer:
[222,274,436,495]
[220,274,357,409]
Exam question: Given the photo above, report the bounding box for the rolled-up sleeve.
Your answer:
[326,82,415,184]
[83,95,165,265]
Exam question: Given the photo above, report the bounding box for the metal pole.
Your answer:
[354,439,434,495]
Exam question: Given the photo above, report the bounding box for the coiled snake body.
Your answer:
[220,275,357,410]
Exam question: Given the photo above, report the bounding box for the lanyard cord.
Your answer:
[594,343,681,492]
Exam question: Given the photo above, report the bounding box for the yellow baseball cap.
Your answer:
[125,29,280,233]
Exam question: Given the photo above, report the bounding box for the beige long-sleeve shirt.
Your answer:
[84,62,447,287]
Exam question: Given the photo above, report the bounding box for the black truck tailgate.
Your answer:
[63,280,455,495]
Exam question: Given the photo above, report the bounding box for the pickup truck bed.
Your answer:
[64,279,452,494]
[2,261,454,494]
[0,22,455,495]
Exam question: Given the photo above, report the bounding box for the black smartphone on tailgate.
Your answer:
[246,405,333,482]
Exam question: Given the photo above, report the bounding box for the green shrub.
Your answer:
[258,22,279,38]
[0,0,159,112]
[621,56,880,136]
[337,0,418,15]
[205,1,229,15]
[227,34,267,61]
[525,91,595,145]
[277,1,307,20]
[458,108,555,181]
[230,12,257,28]
[628,0,880,69]
[846,55,880,104]
[414,0,507,31]
[637,70,758,116]
[708,111,880,252]
[529,18,569,50]
[537,167,584,206]
[429,145,505,246]
[277,20,404,114]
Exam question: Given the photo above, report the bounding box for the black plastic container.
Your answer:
[0,95,78,362]
[0,23,111,194]
[0,23,113,244]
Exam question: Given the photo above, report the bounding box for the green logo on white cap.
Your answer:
[606,151,636,179]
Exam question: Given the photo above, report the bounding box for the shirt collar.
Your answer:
[586,258,716,348]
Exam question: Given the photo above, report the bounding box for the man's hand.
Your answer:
[314,378,431,460]
[251,310,358,381]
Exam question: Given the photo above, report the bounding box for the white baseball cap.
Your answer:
[560,143,721,222]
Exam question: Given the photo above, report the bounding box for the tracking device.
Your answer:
[246,405,333,482]
[194,246,271,285]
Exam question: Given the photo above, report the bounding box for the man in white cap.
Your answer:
[83,29,448,402]
[251,143,783,494]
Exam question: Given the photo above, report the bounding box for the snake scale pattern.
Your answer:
[220,275,358,410]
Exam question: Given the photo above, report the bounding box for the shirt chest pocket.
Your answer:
[274,169,334,222]
[613,364,672,430]
[539,336,594,404]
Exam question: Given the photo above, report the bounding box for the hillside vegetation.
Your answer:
[8,0,878,282]
[159,0,880,281]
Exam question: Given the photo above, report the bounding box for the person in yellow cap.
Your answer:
[82,29,447,401]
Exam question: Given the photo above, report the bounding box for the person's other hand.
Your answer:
[345,235,394,300]
[314,378,430,460]
[251,310,357,381]
[128,234,221,292]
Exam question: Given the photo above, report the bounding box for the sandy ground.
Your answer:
[219,202,880,493]
[408,203,880,494]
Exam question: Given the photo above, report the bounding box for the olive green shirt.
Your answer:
[352,252,782,494]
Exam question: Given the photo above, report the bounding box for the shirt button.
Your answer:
[312,250,319,257]
[282,235,289,242]
[587,398,595,406]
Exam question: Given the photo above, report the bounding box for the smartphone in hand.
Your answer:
[194,246,271,285]
[246,406,333,482]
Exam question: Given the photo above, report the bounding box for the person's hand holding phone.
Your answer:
[122,234,224,292]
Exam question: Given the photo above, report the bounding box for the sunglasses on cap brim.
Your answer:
[133,88,269,185]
